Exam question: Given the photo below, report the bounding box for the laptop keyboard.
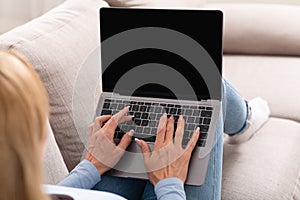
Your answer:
[101,98,213,147]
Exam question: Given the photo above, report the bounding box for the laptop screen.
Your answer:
[100,8,223,101]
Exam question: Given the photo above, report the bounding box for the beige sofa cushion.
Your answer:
[44,121,68,184]
[0,0,109,170]
[223,55,300,122]
[223,118,300,199]
[206,3,300,56]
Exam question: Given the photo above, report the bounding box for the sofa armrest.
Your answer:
[0,0,109,171]
[44,121,68,184]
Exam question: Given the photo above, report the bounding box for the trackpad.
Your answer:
[112,142,153,174]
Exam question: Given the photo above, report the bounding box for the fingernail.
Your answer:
[179,115,183,120]
[170,115,174,119]
[163,113,167,117]
[196,127,200,133]
[127,129,134,136]
[134,138,141,146]
[126,106,130,110]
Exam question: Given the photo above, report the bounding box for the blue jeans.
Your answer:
[92,79,249,200]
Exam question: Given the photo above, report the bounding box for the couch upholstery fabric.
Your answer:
[0,0,109,171]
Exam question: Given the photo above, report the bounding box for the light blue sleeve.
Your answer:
[154,178,186,200]
[58,159,101,189]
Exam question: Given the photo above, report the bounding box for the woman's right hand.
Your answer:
[135,114,200,185]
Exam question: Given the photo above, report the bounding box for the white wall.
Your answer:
[0,0,64,34]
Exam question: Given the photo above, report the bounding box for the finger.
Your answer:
[135,138,151,161]
[104,106,130,130]
[96,115,112,125]
[154,113,167,148]
[118,129,134,150]
[94,115,112,131]
[88,123,94,144]
[119,115,134,124]
[164,115,174,144]
[186,127,200,154]
[113,106,130,123]
[174,115,185,147]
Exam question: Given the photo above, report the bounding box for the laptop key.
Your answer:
[197,139,206,147]
[134,112,141,118]
[117,104,125,110]
[164,107,170,113]
[193,110,200,116]
[103,103,110,109]
[110,103,117,109]
[173,115,179,122]
[101,109,112,115]
[199,125,209,133]
[134,119,141,126]
[185,109,193,116]
[200,132,208,139]
[141,136,156,143]
[206,107,213,110]
[182,138,190,147]
[144,127,151,134]
[177,109,182,115]
[147,106,154,112]
[149,113,156,120]
[136,126,143,133]
[141,113,149,119]
[155,106,163,113]
[104,99,111,103]
[201,110,212,117]
[149,121,156,127]
[187,123,196,131]
[132,105,139,111]
[199,117,203,124]
[170,108,177,114]
[141,120,149,126]
[203,118,211,125]
[139,106,147,112]
[187,116,195,123]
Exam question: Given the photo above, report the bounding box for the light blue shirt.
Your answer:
[58,160,186,200]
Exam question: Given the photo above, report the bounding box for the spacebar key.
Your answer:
[133,134,156,142]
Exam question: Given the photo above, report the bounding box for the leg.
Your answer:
[222,79,270,143]
[92,175,147,200]
[222,79,249,135]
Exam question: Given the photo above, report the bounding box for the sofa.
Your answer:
[0,0,299,199]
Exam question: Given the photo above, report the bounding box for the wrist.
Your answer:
[85,153,109,175]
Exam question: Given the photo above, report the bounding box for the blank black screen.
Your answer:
[100,8,223,100]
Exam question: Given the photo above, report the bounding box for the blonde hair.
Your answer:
[0,50,50,200]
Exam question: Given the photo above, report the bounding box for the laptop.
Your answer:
[96,8,223,186]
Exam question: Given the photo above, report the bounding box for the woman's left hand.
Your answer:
[85,106,134,175]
